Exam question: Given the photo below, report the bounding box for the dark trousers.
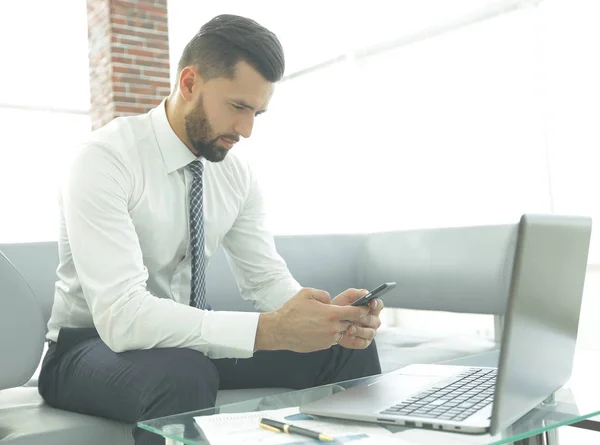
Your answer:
[38,328,381,445]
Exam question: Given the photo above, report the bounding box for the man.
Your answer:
[38,14,382,445]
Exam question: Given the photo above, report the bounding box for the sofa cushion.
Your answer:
[0,387,133,445]
[376,327,498,373]
[0,386,293,445]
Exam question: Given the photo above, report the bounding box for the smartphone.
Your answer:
[350,282,397,306]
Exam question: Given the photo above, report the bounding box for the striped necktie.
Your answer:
[188,159,207,309]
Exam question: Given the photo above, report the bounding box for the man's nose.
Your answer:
[234,114,255,139]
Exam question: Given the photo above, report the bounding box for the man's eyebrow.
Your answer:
[234,100,267,115]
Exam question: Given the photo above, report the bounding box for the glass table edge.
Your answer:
[138,405,600,445]
[488,408,600,445]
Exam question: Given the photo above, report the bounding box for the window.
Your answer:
[168,1,599,345]
[0,0,91,243]
[169,0,599,263]
[0,109,90,242]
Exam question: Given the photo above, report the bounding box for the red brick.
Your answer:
[148,12,168,23]
[111,55,134,64]
[142,68,169,78]
[112,64,141,75]
[112,74,142,85]
[132,58,170,70]
[112,94,139,103]
[111,24,136,36]
[128,85,156,95]
[88,0,169,129]
[150,80,171,88]
[127,47,157,58]
[115,37,144,48]
[129,29,168,40]
[135,3,166,16]
[114,105,148,114]
[146,40,169,51]
[155,23,169,34]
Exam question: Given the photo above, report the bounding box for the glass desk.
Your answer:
[139,350,600,445]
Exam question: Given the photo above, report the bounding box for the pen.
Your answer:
[259,417,334,442]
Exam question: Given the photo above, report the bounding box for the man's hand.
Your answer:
[331,288,384,349]
[254,288,370,353]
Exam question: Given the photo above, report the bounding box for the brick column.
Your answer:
[87,0,171,130]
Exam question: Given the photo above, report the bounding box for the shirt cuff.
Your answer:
[201,311,260,359]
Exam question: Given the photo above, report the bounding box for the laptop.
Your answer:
[300,214,592,435]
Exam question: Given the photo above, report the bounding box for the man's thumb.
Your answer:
[306,288,331,304]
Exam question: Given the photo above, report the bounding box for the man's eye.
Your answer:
[231,104,244,110]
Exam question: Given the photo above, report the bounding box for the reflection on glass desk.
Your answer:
[138,349,600,445]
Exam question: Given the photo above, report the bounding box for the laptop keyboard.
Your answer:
[381,368,497,422]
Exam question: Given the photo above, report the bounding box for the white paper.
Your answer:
[194,407,394,445]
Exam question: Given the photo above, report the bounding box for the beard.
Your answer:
[184,95,229,162]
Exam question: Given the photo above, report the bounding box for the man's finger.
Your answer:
[348,326,376,341]
[307,288,331,304]
[339,333,371,349]
[338,320,353,331]
[332,288,368,306]
[369,298,384,314]
[331,305,369,322]
[355,314,381,330]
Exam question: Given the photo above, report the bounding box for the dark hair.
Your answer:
[177,14,285,83]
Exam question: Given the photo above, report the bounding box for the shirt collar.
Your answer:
[150,98,205,174]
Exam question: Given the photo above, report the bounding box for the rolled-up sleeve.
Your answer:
[63,143,258,358]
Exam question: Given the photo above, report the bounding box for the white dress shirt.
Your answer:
[46,100,302,359]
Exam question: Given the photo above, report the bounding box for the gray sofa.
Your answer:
[0,225,514,444]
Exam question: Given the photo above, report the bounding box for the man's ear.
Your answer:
[178,67,202,102]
